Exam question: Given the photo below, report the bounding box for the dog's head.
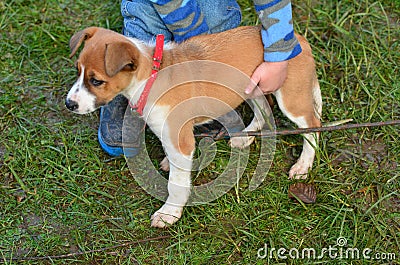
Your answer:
[65,27,149,114]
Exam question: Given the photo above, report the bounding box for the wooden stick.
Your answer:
[194,120,400,139]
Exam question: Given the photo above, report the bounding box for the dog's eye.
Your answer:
[90,78,104,87]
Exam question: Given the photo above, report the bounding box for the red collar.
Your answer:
[129,34,164,115]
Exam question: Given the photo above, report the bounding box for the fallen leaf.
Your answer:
[288,183,317,204]
[14,189,27,203]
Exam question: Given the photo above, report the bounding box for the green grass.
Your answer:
[0,0,399,264]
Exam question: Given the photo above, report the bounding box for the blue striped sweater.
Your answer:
[149,0,301,62]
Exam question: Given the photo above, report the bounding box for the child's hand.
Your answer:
[245,61,288,97]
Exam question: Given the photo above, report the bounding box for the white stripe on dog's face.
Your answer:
[67,65,97,114]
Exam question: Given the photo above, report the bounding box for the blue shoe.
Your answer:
[194,110,245,137]
[98,95,144,157]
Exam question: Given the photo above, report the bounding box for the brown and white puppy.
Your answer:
[66,26,322,228]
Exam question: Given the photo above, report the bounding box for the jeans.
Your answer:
[121,0,242,42]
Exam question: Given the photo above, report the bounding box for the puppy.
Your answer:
[66,26,322,228]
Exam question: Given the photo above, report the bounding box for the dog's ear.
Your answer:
[69,27,99,58]
[104,41,139,77]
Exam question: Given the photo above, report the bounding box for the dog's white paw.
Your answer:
[289,160,311,179]
[229,136,255,149]
[151,204,183,228]
[160,157,170,171]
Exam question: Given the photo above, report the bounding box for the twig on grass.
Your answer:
[1,235,170,263]
[194,120,400,139]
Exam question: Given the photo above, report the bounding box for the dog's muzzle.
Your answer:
[65,98,79,112]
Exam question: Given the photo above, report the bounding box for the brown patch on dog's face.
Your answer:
[66,27,150,114]
[74,54,134,107]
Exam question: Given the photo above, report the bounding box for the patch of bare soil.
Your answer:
[331,137,397,171]
[0,144,5,168]
[331,137,398,215]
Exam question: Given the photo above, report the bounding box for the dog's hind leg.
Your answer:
[274,79,322,179]
[159,156,170,171]
[229,97,268,148]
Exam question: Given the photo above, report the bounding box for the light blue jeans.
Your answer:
[121,0,242,42]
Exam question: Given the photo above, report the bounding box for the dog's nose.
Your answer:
[65,99,79,111]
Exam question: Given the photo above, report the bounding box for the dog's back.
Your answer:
[164,26,264,77]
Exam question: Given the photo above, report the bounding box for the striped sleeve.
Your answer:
[149,0,209,43]
[253,0,302,62]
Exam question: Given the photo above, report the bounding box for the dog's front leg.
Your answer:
[150,154,192,228]
[150,120,195,228]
